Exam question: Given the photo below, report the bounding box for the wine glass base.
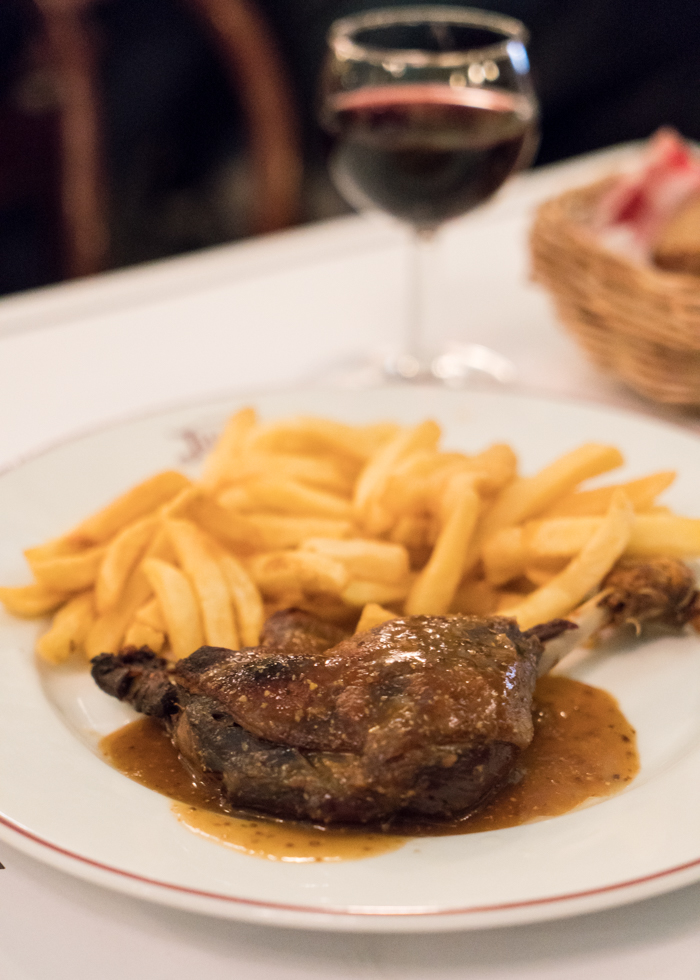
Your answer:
[315,344,516,389]
[388,344,517,385]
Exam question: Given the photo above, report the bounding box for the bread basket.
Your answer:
[530,176,700,407]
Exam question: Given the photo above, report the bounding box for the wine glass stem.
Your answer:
[407,226,437,368]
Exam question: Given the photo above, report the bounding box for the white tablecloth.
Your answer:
[2,145,700,979]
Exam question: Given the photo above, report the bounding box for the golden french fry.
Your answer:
[437,469,480,525]
[209,544,264,647]
[388,514,432,550]
[36,591,95,664]
[0,582,68,618]
[267,456,356,496]
[523,517,599,560]
[189,496,265,552]
[194,496,355,553]
[406,477,480,615]
[159,485,201,519]
[144,525,177,564]
[29,545,106,593]
[299,537,410,584]
[166,519,238,649]
[354,420,441,533]
[627,514,700,557]
[461,443,624,580]
[428,463,477,509]
[392,450,469,482]
[425,449,517,509]
[482,526,527,585]
[217,485,256,512]
[383,451,457,514]
[208,538,265,647]
[385,445,516,515]
[461,444,518,496]
[24,536,85,563]
[199,407,258,489]
[481,443,624,539]
[545,471,676,518]
[71,471,191,544]
[243,514,354,550]
[135,597,167,633]
[355,603,397,632]
[248,415,398,463]
[123,620,165,653]
[500,490,634,629]
[360,422,404,456]
[341,578,411,608]
[225,453,354,496]
[84,567,152,659]
[95,516,158,614]
[240,477,352,519]
[142,557,204,660]
[522,513,700,563]
[248,550,349,598]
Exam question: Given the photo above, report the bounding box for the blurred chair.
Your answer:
[3,0,302,284]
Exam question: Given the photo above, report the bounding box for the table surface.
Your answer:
[2,144,700,979]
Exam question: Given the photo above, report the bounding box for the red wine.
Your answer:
[327,84,536,227]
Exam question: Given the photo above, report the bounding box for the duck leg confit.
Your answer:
[91,557,699,825]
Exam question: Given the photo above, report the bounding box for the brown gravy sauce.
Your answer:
[100,675,639,862]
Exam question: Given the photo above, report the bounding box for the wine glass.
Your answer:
[318,5,538,383]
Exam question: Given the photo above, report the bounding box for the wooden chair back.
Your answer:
[15,0,302,281]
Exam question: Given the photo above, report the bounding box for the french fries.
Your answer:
[36,591,95,664]
[209,543,264,648]
[28,545,106,593]
[220,477,352,519]
[135,597,167,633]
[484,512,700,585]
[299,538,409,584]
[142,557,203,661]
[0,582,68,618]
[84,567,152,660]
[71,471,191,544]
[478,443,624,540]
[355,603,397,632]
[3,403,697,666]
[166,520,238,650]
[95,515,158,613]
[199,407,257,490]
[123,620,165,654]
[499,491,634,629]
[354,420,441,534]
[544,471,676,518]
[248,549,349,598]
[405,475,480,616]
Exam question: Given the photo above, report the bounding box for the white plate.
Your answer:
[2,386,700,933]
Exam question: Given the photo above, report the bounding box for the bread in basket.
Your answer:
[530,137,700,408]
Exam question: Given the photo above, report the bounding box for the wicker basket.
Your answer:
[530,177,700,406]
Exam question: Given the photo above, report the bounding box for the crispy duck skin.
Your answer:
[92,610,546,824]
[175,615,541,755]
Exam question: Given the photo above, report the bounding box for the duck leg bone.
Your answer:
[532,555,700,677]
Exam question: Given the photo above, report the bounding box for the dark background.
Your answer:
[1,0,699,296]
